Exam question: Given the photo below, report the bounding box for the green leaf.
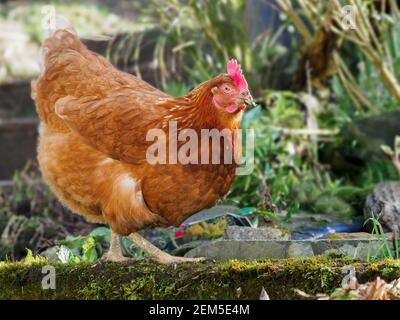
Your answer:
[56,236,87,249]
[235,207,256,216]
[285,202,299,221]
[90,227,110,237]
[57,245,75,264]
[83,247,98,262]
[90,227,111,243]
[256,210,281,222]
[82,237,98,262]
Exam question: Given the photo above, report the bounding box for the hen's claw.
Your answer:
[101,252,131,263]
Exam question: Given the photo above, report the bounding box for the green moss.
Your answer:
[0,257,400,300]
[358,259,400,282]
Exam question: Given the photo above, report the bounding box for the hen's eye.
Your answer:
[223,86,231,92]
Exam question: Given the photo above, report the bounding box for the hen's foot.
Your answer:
[101,251,131,263]
[128,232,206,265]
[102,230,130,263]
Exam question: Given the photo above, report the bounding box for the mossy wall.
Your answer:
[1,257,400,300]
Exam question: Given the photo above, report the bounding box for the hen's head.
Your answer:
[211,59,253,114]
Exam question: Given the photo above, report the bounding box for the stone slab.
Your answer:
[185,238,387,261]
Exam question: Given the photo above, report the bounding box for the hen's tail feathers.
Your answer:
[33,16,84,131]
[39,15,79,73]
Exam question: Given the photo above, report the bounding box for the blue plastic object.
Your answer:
[291,218,365,240]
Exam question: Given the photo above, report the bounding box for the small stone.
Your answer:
[364,181,400,233]
[224,226,290,241]
[40,246,58,262]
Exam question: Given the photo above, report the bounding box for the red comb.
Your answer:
[227,59,248,90]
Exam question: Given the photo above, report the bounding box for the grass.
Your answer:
[365,217,400,262]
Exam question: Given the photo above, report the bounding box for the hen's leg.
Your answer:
[128,232,205,264]
[102,230,130,263]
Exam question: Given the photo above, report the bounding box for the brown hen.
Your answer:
[32,21,252,264]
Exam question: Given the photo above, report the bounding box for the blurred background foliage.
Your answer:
[108,0,297,94]
[0,1,140,81]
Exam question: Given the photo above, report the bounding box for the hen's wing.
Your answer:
[34,29,169,132]
[55,88,172,164]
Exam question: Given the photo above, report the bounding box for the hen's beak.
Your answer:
[245,95,254,107]
[240,94,254,111]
